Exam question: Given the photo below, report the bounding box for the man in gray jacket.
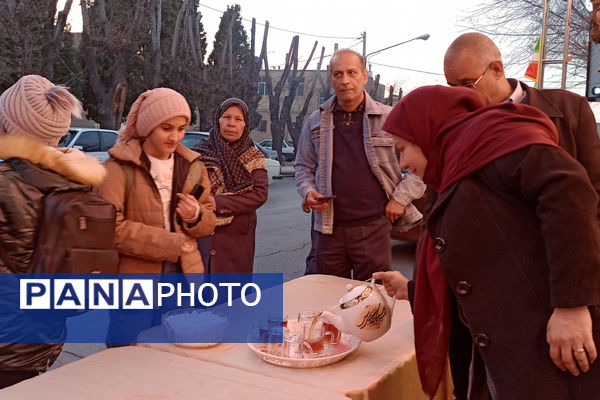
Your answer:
[295,49,425,281]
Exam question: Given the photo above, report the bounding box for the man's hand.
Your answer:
[547,306,597,376]
[385,198,406,223]
[372,271,409,300]
[301,199,310,213]
[306,191,330,212]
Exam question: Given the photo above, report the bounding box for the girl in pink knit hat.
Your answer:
[95,88,216,344]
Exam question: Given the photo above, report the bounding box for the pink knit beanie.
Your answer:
[0,75,82,147]
[121,88,191,140]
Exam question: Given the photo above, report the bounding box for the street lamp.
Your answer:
[365,34,430,71]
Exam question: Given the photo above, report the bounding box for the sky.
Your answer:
[197,0,488,92]
[193,0,555,93]
[59,0,552,94]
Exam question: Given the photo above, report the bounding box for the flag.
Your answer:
[524,37,541,84]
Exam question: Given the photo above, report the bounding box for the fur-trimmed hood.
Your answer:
[0,135,106,186]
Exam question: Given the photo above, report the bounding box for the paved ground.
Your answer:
[51,168,417,369]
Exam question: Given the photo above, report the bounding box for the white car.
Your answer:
[182,132,281,183]
[258,139,295,162]
[58,128,119,162]
[263,157,281,184]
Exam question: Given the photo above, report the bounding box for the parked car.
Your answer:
[181,131,209,148]
[181,131,281,183]
[58,128,119,162]
[253,142,281,183]
[258,139,295,162]
[254,141,278,160]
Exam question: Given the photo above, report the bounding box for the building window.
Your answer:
[257,82,267,96]
[296,81,305,97]
[258,120,267,132]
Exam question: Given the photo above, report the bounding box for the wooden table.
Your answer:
[1,346,350,400]
[139,274,453,400]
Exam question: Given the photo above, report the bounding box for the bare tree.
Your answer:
[278,39,318,159]
[41,0,74,78]
[0,0,73,88]
[167,0,207,126]
[241,18,268,131]
[261,33,320,162]
[80,0,147,129]
[150,0,162,88]
[287,46,326,154]
[460,0,591,88]
[262,32,296,162]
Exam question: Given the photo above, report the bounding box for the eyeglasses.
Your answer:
[462,63,492,89]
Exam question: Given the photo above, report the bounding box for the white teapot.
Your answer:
[321,278,395,342]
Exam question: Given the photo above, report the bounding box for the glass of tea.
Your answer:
[323,322,342,345]
[302,320,333,356]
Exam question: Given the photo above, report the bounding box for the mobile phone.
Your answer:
[190,183,204,199]
[317,195,336,203]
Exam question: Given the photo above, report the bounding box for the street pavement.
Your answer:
[51,169,417,369]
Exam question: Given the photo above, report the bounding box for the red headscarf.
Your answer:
[382,85,560,398]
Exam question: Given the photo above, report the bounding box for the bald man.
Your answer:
[443,32,600,399]
[444,33,600,205]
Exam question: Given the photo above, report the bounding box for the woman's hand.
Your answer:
[372,271,410,300]
[547,306,597,376]
[180,237,196,256]
[176,193,199,221]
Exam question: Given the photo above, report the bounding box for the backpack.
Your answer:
[28,189,119,274]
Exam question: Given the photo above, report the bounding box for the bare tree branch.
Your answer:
[460,0,591,88]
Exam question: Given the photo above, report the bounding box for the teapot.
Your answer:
[320,278,395,342]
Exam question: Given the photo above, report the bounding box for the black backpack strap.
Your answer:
[121,163,135,217]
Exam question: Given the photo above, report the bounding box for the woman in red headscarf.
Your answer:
[374,85,600,399]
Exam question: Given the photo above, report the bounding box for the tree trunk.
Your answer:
[288,46,325,153]
[42,0,73,79]
[387,85,394,106]
[280,39,318,160]
[264,35,297,163]
[170,0,187,59]
[80,0,144,129]
[150,0,162,88]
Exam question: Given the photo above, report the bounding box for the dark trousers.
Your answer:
[0,370,38,389]
[305,212,317,274]
[449,296,473,400]
[450,296,494,400]
[311,215,392,281]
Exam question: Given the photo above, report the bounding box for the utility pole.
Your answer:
[362,31,366,63]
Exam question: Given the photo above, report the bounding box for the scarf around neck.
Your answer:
[382,85,560,398]
[192,98,264,195]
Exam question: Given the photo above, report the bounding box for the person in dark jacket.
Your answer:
[375,85,600,400]
[0,75,105,388]
[192,98,268,273]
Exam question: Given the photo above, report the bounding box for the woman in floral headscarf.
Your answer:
[193,98,268,273]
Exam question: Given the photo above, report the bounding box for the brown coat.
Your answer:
[427,145,600,399]
[524,82,600,221]
[95,139,216,273]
